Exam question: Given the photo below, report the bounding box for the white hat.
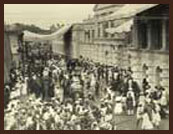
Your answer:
[128,87,133,91]
[78,98,82,101]
[75,101,80,104]
[104,99,109,104]
[153,100,158,104]
[100,98,105,102]
[115,97,122,102]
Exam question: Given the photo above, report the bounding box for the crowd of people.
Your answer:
[4,46,169,130]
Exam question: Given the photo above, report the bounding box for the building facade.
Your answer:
[127,4,169,91]
[71,4,169,91]
[21,4,169,91]
[4,31,12,84]
[4,25,22,83]
[73,4,129,65]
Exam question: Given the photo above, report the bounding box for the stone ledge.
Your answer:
[128,48,169,55]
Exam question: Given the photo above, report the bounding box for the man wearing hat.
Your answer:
[42,70,54,101]
[126,88,136,115]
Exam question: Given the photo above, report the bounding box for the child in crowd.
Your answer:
[114,95,123,115]
[126,92,135,115]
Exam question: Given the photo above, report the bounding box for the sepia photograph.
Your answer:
[4,4,169,130]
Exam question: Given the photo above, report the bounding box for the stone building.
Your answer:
[71,4,169,91]
[73,4,129,64]
[126,4,169,91]
[4,31,12,84]
[4,25,22,83]
[21,4,169,91]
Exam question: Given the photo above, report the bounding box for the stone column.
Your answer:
[95,22,98,39]
[84,30,86,42]
[90,29,93,42]
[161,19,167,51]
[87,29,90,43]
[85,30,88,43]
[82,30,85,43]
[100,22,104,38]
[147,22,152,50]
[132,19,138,48]
[108,21,112,38]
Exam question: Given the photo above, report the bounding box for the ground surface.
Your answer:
[114,115,169,130]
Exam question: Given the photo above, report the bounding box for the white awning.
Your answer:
[97,4,158,22]
[109,4,158,19]
[105,19,133,34]
[105,28,117,34]
[23,24,72,42]
[23,31,43,41]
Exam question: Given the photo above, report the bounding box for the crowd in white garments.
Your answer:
[4,53,169,130]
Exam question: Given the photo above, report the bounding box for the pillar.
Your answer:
[161,19,167,51]
[82,30,85,43]
[95,22,98,39]
[85,30,88,43]
[84,30,87,43]
[90,29,93,42]
[108,21,112,38]
[132,18,138,48]
[87,30,90,43]
[147,22,152,50]
[100,23,104,38]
